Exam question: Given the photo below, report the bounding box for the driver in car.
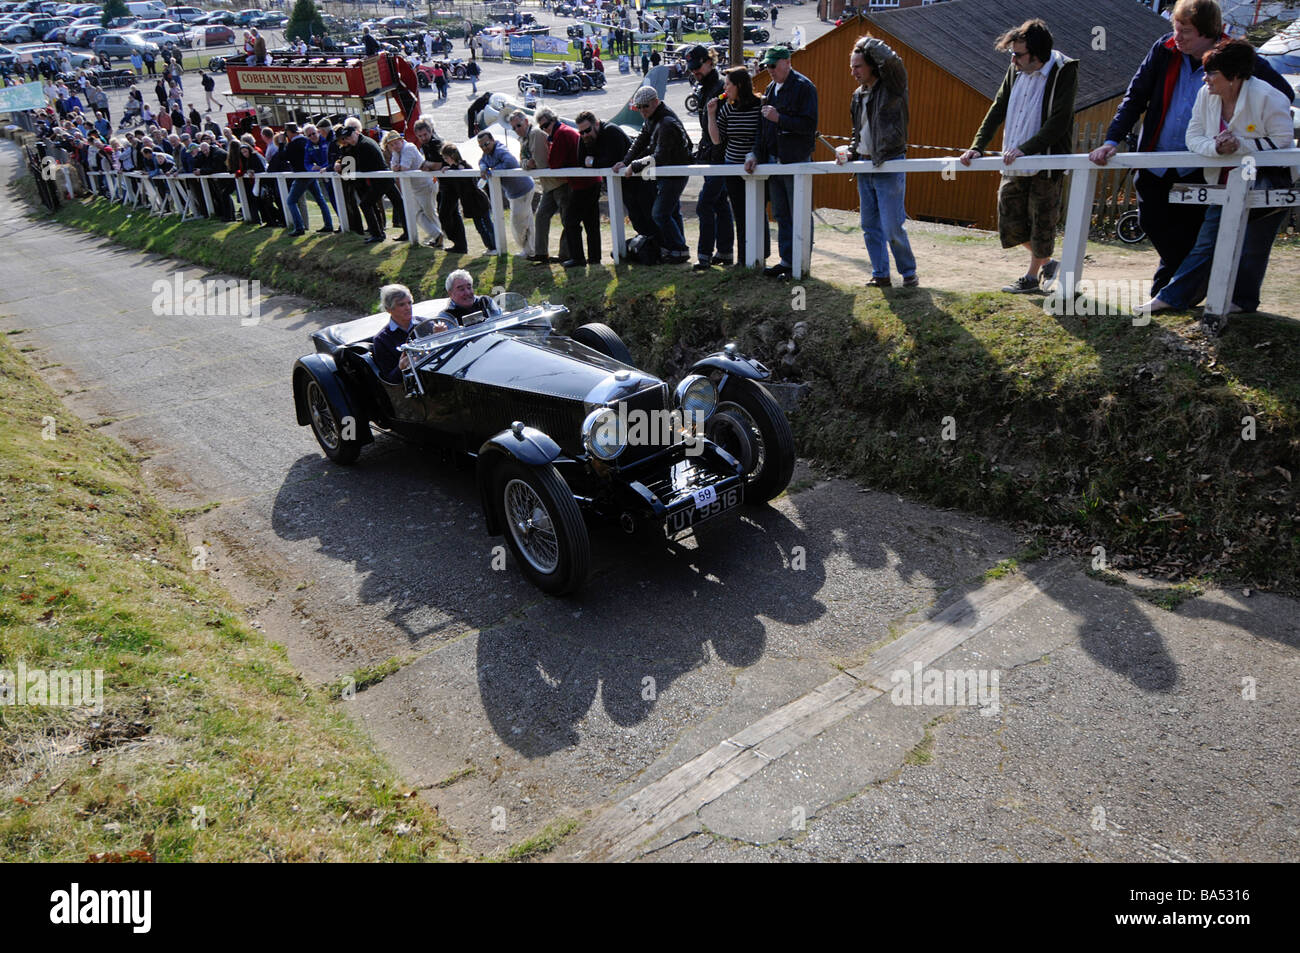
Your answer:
[437,269,502,326]
[372,283,427,384]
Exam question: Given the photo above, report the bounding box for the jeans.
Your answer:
[696,174,733,261]
[1136,168,1207,296]
[651,175,687,254]
[856,170,916,279]
[287,178,334,232]
[1158,204,1286,313]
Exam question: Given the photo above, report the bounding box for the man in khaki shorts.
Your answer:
[959,18,1078,294]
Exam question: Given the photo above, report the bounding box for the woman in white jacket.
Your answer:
[1142,39,1294,331]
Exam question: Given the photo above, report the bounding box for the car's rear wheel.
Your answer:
[565,76,582,94]
[710,378,795,503]
[305,377,361,464]
[517,76,530,93]
[495,460,589,594]
[417,72,430,88]
[571,323,634,365]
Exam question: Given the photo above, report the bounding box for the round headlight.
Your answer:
[675,375,717,427]
[582,407,625,461]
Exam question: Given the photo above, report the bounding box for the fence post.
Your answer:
[276,174,291,228]
[1059,162,1099,300]
[1204,167,1249,318]
[745,175,764,268]
[234,177,253,222]
[607,171,626,264]
[488,173,506,254]
[200,177,214,219]
[792,170,813,279]
[332,175,348,230]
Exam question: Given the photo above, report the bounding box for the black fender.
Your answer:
[476,424,563,536]
[292,353,374,446]
[688,346,772,384]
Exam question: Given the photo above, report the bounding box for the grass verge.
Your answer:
[23,178,1300,593]
[0,335,455,861]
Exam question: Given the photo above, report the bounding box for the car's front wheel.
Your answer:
[495,460,590,595]
[709,378,795,503]
[305,377,361,465]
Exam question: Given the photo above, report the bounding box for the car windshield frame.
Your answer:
[399,304,560,373]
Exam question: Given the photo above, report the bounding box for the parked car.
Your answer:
[709,23,769,44]
[65,22,102,44]
[187,24,235,46]
[291,293,794,594]
[91,31,158,58]
[166,5,204,23]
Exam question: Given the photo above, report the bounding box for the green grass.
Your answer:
[501,817,578,861]
[24,178,1300,594]
[0,334,455,862]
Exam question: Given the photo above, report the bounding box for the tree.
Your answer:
[286,0,326,44]
[101,0,129,29]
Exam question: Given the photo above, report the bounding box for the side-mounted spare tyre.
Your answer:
[570,322,634,365]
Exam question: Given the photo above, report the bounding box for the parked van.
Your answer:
[125,1,166,18]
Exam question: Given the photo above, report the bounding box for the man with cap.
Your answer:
[747,46,818,278]
[686,44,734,270]
[613,86,693,263]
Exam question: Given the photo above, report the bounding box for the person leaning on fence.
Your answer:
[614,86,693,263]
[707,66,768,266]
[478,129,535,257]
[384,128,437,244]
[567,110,631,267]
[411,117,447,247]
[334,123,390,244]
[750,46,819,278]
[958,19,1078,295]
[1088,0,1295,299]
[527,108,572,264]
[284,123,335,236]
[1137,38,1295,335]
[841,34,918,288]
[686,44,735,270]
[376,130,416,242]
[236,135,275,226]
[438,142,497,254]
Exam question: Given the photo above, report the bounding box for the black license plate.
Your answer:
[666,484,741,534]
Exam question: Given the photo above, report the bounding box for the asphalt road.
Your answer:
[3,140,1297,861]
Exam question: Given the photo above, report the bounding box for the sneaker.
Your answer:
[763,262,792,278]
[1002,275,1041,294]
[692,261,713,271]
[1039,259,1059,291]
[903,275,920,287]
[711,254,733,266]
[865,276,892,288]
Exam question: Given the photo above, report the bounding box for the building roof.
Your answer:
[864,0,1174,109]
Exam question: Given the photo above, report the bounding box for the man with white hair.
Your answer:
[436,269,503,324]
[372,283,419,383]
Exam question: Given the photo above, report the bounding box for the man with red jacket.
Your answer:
[541,110,582,267]
[1089,0,1294,296]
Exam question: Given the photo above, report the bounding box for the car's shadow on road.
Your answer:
[271,437,829,755]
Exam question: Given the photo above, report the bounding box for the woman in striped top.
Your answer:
[707,66,769,266]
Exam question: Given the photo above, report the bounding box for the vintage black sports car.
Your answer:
[517,68,583,95]
[292,294,795,594]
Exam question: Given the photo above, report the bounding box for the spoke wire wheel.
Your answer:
[712,401,765,480]
[504,478,559,574]
[306,379,340,452]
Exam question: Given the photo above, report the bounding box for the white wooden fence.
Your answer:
[80,147,1300,319]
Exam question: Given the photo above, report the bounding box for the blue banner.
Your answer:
[0,81,46,113]
[509,35,534,62]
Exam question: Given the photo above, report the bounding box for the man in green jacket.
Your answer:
[959,19,1078,294]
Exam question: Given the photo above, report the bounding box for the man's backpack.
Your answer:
[626,234,660,265]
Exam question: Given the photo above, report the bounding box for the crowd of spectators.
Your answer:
[23,0,1294,326]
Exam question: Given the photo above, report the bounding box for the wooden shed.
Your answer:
[778,0,1175,228]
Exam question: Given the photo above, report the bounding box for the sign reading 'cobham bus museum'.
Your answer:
[227,60,383,97]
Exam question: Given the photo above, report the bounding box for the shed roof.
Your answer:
[864,0,1174,110]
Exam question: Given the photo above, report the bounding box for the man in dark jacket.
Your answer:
[1088,0,1295,295]
[686,44,734,269]
[560,110,619,267]
[749,46,818,277]
[614,86,692,262]
[194,139,233,220]
[334,124,389,242]
[284,122,335,235]
[959,19,1078,294]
